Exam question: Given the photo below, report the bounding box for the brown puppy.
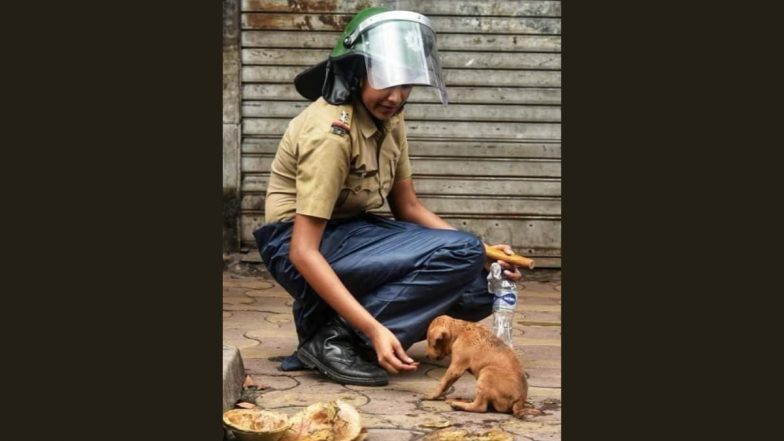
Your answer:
[423,315,539,418]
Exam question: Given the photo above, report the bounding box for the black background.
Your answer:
[4,1,778,439]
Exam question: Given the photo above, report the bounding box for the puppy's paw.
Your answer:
[448,400,472,411]
[423,391,446,401]
[520,407,544,416]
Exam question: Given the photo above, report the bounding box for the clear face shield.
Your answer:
[357,20,448,105]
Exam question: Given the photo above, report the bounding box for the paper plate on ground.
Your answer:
[223,408,291,441]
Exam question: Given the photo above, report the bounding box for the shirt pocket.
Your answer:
[335,167,378,209]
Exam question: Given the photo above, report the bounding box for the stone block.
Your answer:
[223,345,245,412]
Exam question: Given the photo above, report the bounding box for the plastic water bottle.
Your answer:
[487,262,518,346]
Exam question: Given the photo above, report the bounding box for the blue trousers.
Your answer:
[253,213,493,349]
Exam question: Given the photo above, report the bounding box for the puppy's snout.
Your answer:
[425,347,443,361]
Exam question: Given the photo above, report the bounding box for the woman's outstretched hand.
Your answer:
[367,324,419,374]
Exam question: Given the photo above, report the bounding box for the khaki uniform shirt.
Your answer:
[264,97,413,223]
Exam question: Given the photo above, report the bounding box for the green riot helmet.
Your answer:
[294,7,448,105]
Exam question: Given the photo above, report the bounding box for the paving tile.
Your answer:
[512,325,561,341]
[223,286,258,296]
[223,338,259,349]
[521,282,558,294]
[526,402,560,424]
[348,370,437,398]
[507,327,525,338]
[241,356,314,378]
[418,399,453,413]
[424,367,479,399]
[363,412,454,431]
[513,338,561,347]
[517,311,560,326]
[365,428,421,440]
[223,295,255,305]
[256,380,368,409]
[237,336,298,360]
[438,410,516,429]
[525,368,561,389]
[264,313,293,326]
[244,325,298,341]
[222,328,260,349]
[238,252,264,263]
[222,310,268,329]
[499,418,561,440]
[246,374,298,391]
[420,428,516,441]
[519,304,560,313]
[359,392,421,414]
[516,345,561,362]
[222,297,292,314]
[524,359,560,369]
[245,288,291,298]
[526,387,561,401]
[242,314,297,337]
[518,296,561,307]
[223,278,276,290]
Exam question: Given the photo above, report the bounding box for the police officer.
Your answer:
[254,7,521,386]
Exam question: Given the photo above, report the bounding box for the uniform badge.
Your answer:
[330,111,351,136]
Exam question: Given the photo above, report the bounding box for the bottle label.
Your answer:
[493,290,517,311]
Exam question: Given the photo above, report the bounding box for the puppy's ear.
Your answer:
[433,327,451,354]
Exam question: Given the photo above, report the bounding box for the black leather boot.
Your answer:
[296,318,389,386]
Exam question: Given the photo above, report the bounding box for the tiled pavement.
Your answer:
[223,268,561,441]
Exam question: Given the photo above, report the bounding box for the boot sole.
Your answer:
[296,348,388,387]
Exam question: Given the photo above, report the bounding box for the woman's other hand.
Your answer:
[487,243,523,282]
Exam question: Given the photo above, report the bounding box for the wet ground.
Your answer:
[223,262,561,441]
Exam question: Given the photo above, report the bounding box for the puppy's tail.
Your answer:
[512,399,527,419]
[512,371,541,419]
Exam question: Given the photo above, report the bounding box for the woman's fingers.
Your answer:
[370,325,419,374]
[504,268,522,281]
[494,252,522,281]
[379,358,399,374]
[376,343,418,374]
[490,243,514,255]
[393,345,419,371]
[378,351,417,373]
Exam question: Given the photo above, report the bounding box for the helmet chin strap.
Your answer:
[394,101,407,116]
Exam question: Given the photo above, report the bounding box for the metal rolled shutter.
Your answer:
[238,0,561,267]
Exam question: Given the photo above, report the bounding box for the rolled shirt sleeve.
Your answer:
[395,123,413,182]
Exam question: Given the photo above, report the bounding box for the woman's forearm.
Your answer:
[388,178,455,230]
[396,200,455,230]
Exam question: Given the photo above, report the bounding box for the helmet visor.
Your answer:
[358,20,448,104]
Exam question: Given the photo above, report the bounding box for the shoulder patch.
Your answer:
[339,110,350,125]
[329,109,352,136]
